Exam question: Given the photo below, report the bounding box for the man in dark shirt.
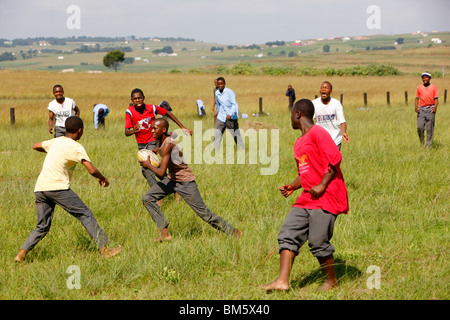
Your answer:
[286,85,296,111]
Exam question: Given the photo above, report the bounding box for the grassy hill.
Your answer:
[0,32,449,75]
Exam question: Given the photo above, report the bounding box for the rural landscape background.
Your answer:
[0,29,448,301]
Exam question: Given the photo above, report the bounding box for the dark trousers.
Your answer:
[21,189,109,251]
[277,207,337,258]
[213,119,244,150]
[417,107,435,147]
[142,177,236,235]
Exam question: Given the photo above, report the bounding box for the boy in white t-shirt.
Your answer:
[312,81,349,150]
[48,85,80,137]
[14,116,121,262]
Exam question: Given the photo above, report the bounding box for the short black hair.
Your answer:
[294,99,315,119]
[322,81,333,91]
[131,88,144,98]
[154,117,169,130]
[53,84,64,91]
[65,116,84,133]
[216,76,226,84]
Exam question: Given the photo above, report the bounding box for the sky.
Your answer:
[0,0,449,45]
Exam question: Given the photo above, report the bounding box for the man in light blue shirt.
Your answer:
[93,104,110,129]
[214,77,244,149]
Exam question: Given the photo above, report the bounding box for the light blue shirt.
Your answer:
[93,104,110,129]
[215,87,239,122]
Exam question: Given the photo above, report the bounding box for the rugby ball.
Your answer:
[137,149,160,167]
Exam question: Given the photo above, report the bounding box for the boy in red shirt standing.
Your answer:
[261,99,348,292]
[415,71,439,148]
[125,88,192,188]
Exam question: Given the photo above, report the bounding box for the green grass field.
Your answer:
[0,71,448,300]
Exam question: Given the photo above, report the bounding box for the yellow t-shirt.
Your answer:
[34,137,91,192]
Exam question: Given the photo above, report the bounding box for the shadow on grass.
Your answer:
[290,257,363,289]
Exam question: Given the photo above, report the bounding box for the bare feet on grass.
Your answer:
[233,228,243,239]
[260,278,290,292]
[100,245,122,258]
[14,249,27,263]
[153,228,172,242]
[318,278,338,291]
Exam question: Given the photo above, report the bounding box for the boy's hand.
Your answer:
[309,184,326,197]
[99,178,110,187]
[279,185,294,198]
[139,155,151,169]
[181,127,193,136]
[49,127,53,134]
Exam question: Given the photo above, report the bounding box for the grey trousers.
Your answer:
[214,119,244,150]
[277,207,337,258]
[21,189,109,251]
[142,177,236,235]
[138,141,159,187]
[417,107,435,147]
[54,126,66,138]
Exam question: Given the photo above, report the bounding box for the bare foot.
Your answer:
[233,228,243,239]
[14,249,27,263]
[153,234,172,242]
[100,245,122,258]
[260,278,290,292]
[153,228,172,242]
[174,192,180,203]
[318,279,338,291]
[157,199,163,207]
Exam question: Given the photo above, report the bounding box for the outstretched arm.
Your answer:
[166,111,193,136]
[82,160,109,187]
[32,142,46,153]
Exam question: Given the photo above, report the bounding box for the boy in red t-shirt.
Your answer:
[261,99,348,292]
[415,71,439,148]
[125,88,192,188]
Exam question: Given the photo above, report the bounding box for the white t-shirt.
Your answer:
[48,98,77,127]
[312,97,346,145]
[34,137,91,192]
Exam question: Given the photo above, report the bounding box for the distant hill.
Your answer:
[0,32,448,76]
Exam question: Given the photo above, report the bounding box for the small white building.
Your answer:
[431,38,442,44]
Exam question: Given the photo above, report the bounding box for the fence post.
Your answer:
[387,91,390,106]
[340,93,343,105]
[258,97,266,116]
[405,91,408,105]
[10,108,15,125]
[445,89,447,104]
[364,93,367,106]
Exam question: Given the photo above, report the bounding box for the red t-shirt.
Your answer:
[125,104,167,144]
[292,125,349,215]
[416,84,438,107]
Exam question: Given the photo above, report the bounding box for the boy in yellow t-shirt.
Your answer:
[14,116,121,262]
